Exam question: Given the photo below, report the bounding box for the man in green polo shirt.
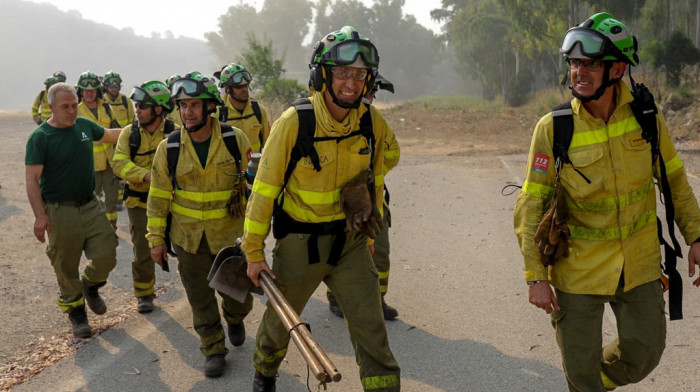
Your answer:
[25,82,122,339]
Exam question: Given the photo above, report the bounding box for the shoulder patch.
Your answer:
[532,153,550,173]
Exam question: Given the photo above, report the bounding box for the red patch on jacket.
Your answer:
[532,153,550,173]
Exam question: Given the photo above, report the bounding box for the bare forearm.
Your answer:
[25,172,46,220]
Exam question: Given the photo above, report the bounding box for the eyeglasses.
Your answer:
[322,39,379,67]
[135,102,153,110]
[331,67,368,81]
[567,58,605,71]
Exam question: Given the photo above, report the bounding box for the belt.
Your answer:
[48,194,96,207]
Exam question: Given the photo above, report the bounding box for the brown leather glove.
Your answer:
[227,177,247,218]
[534,183,570,267]
[340,172,383,238]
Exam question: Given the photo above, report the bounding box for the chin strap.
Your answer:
[323,65,363,109]
[139,107,159,128]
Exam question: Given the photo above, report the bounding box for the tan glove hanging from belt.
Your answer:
[228,175,248,218]
[340,170,383,239]
[534,159,570,267]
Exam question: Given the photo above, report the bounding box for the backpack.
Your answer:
[218,99,264,148]
[270,98,376,265]
[551,82,684,320]
[128,119,176,160]
[166,122,242,190]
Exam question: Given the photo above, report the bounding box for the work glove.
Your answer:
[340,172,383,238]
[227,176,247,218]
[534,183,570,267]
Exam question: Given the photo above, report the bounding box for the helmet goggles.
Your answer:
[560,28,619,59]
[104,77,121,88]
[225,71,252,86]
[130,86,155,105]
[322,39,379,68]
[170,78,206,98]
[80,78,101,89]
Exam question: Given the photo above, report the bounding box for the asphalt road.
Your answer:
[11,152,700,391]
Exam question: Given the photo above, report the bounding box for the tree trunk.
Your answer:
[696,0,700,47]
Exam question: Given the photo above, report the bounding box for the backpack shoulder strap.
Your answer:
[121,94,128,109]
[164,119,175,135]
[552,101,573,166]
[128,120,140,160]
[166,129,182,189]
[250,99,263,124]
[359,104,375,171]
[39,90,45,102]
[220,122,242,172]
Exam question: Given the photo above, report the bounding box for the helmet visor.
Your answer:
[80,78,101,88]
[130,86,155,105]
[323,40,379,67]
[560,28,614,59]
[170,78,204,98]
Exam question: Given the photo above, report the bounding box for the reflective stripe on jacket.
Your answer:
[112,120,174,209]
[514,81,700,295]
[78,99,115,171]
[241,92,400,262]
[146,118,252,254]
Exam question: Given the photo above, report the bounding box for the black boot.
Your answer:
[381,299,399,320]
[253,370,277,392]
[82,278,107,315]
[68,305,91,338]
[204,354,226,377]
[228,322,246,347]
[137,295,154,313]
[326,291,344,318]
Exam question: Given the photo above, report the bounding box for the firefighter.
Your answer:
[243,26,401,391]
[215,63,271,153]
[165,74,183,127]
[25,82,121,338]
[327,73,399,320]
[146,72,253,378]
[112,81,176,313]
[514,12,700,391]
[76,71,121,229]
[102,71,135,128]
[31,76,59,125]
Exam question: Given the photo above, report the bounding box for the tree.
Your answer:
[645,30,700,86]
[238,34,307,104]
[205,4,260,66]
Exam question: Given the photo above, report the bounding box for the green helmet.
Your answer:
[76,71,101,90]
[218,63,252,87]
[103,71,122,88]
[53,71,66,83]
[44,76,59,88]
[170,71,222,104]
[165,74,181,89]
[131,81,173,113]
[560,12,638,66]
[311,26,379,69]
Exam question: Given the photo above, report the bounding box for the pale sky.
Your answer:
[24,0,445,40]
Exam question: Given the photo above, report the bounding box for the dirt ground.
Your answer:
[2,97,700,390]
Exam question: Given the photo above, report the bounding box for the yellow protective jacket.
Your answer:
[78,99,117,171]
[105,93,135,127]
[242,92,400,262]
[166,106,183,127]
[146,118,252,254]
[112,119,176,209]
[220,95,271,152]
[31,90,51,122]
[514,81,700,295]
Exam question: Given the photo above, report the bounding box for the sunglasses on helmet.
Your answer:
[322,40,379,67]
[560,28,618,59]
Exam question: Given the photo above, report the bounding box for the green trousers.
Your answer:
[551,280,666,392]
[95,167,120,227]
[174,236,253,357]
[45,198,118,312]
[254,231,401,392]
[127,207,154,298]
[373,210,391,295]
